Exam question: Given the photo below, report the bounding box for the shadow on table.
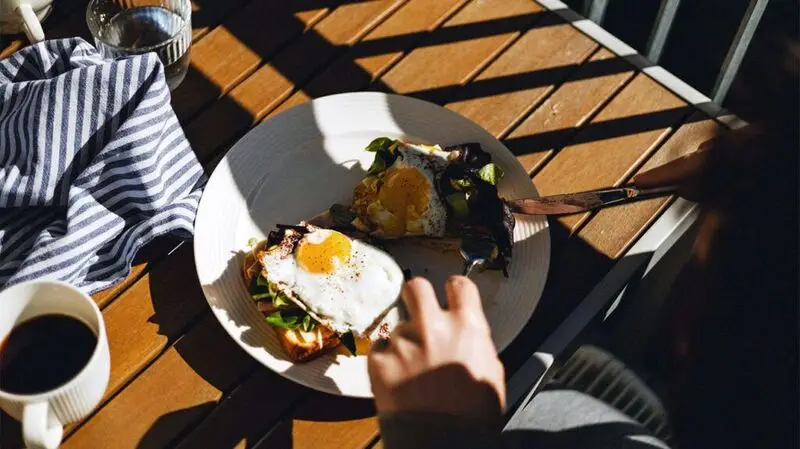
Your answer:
[240,392,378,449]
[136,402,217,449]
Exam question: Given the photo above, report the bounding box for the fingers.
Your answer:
[633,151,709,191]
[391,321,422,344]
[444,276,482,315]
[401,277,443,326]
[368,322,421,374]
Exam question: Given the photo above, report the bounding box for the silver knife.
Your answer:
[505,185,678,216]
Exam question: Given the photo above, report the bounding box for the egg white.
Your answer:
[260,230,405,337]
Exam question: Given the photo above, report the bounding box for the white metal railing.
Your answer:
[580,0,770,103]
[711,0,770,103]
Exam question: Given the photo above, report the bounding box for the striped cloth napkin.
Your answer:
[0,38,205,294]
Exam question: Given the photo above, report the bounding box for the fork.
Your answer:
[459,237,498,277]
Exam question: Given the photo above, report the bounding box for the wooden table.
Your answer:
[0,1,738,447]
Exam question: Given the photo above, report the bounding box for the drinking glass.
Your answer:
[86,0,192,90]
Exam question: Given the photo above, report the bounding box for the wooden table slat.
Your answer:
[184,0,407,164]
[576,112,722,258]
[533,72,692,232]
[64,314,256,449]
[270,0,472,113]
[174,370,307,449]
[190,0,253,41]
[506,48,637,175]
[170,0,333,121]
[90,239,183,309]
[444,13,598,138]
[378,0,544,104]
[93,247,207,400]
[250,394,379,449]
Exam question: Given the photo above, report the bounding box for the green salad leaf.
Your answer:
[446,192,469,218]
[265,311,302,329]
[272,293,290,309]
[252,274,285,302]
[248,272,261,293]
[365,137,400,176]
[366,152,389,176]
[301,314,316,332]
[449,177,475,191]
[477,163,504,186]
[251,292,273,300]
[365,137,396,152]
[249,274,271,302]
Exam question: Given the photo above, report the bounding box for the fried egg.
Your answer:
[352,142,451,238]
[260,228,405,337]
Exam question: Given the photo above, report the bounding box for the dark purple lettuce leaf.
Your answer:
[445,142,492,170]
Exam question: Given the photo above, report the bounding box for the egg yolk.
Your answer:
[296,231,352,274]
[377,167,430,236]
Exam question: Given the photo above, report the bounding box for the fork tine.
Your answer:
[463,259,482,277]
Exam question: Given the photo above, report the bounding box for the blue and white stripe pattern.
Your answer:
[0,38,205,294]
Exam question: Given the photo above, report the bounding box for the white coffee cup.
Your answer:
[0,280,110,449]
[0,0,53,42]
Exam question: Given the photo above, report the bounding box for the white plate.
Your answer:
[194,92,550,398]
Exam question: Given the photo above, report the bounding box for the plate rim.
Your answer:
[193,91,551,398]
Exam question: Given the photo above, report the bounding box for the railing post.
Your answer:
[646,0,681,63]
[583,0,610,24]
[711,0,769,103]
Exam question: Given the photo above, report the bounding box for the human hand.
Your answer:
[632,124,766,206]
[367,276,505,422]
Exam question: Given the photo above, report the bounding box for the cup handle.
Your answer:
[16,3,45,43]
[22,402,62,449]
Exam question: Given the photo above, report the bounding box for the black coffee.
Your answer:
[0,314,97,395]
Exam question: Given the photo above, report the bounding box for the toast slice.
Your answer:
[274,326,341,362]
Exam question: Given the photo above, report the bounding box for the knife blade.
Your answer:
[505,185,678,216]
